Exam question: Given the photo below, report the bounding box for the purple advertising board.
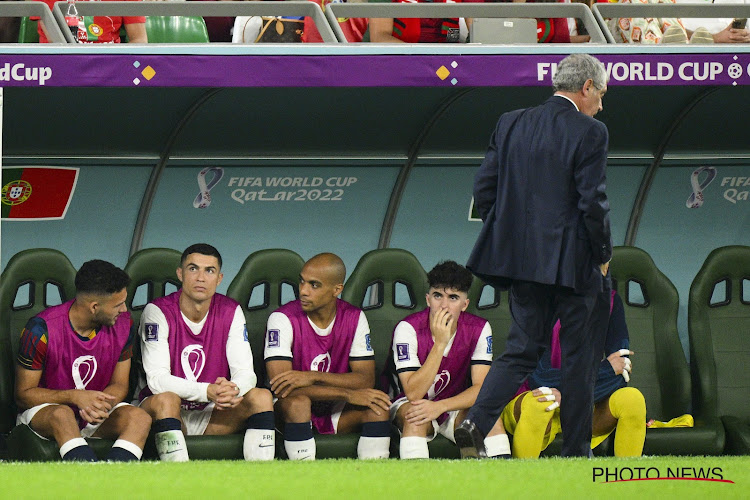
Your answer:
[0,53,749,87]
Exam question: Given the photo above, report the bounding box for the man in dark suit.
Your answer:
[455,54,612,458]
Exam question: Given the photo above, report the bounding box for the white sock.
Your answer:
[284,438,316,460]
[112,439,144,460]
[59,437,88,459]
[358,436,390,459]
[484,434,511,457]
[243,428,275,461]
[399,436,429,459]
[155,430,189,462]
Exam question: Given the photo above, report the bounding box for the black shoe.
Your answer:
[454,420,487,459]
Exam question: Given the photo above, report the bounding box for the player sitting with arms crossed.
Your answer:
[387,261,510,459]
[15,260,151,461]
[494,290,645,458]
[137,243,275,462]
[265,252,391,460]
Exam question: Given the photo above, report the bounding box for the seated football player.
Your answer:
[15,260,151,461]
[265,252,391,460]
[387,261,510,459]
[497,290,646,458]
[137,244,275,462]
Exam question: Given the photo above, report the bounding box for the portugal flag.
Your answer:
[1,167,79,220]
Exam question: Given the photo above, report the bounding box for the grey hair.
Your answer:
[552,54,608,93]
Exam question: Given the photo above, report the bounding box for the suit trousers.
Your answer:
[467,280,609,457]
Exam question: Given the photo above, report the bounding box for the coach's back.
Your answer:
[468,95,611,294]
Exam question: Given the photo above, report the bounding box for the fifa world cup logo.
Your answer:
[686,166,717,209]
[72,355,98,389]
[310,352,332,372]
[427,370,451,400]
[194,167,224,209]
[181,344,206,382]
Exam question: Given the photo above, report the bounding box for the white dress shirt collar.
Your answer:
[553,93,579,112]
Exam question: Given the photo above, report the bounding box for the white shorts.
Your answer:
[180,403,215,436]
[138,396,216,436]
[390,397,460,443]
[17,402,131,440]
[328,400,346,434]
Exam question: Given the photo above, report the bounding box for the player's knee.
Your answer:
[609,387,646,421]
[147,392,182,416]
[394,402,411,429]
[120,406,153,435]
[363,404,389,423]
[276,394,311,422]
[47,404,77,427]
[518,392,555,431]
[245,387,273,409]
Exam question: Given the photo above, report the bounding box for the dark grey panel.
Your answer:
[5,85,750,160]
[169,87,457,157]
[3,87,208,157]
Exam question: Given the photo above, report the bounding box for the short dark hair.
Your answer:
[181,243,222,269]
[427,261,473,293]
[75,260,130,296]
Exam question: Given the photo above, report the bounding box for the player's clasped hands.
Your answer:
[270,370,316,398]
[346,388,391,416]
[607,349,634,382]
[429,308,456,346]
[532,386,561,412]
[209,376,242,410]
[75,390,116,424]
[404,399,445,426]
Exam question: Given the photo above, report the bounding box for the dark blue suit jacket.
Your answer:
[467,95,612,294]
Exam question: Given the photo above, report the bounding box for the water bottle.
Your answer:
[64,0,82,42]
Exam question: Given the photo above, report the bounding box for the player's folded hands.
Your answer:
[75,391,115,423]
[75,390,114,411]
[79,406,108,424]
[209,378,242,409]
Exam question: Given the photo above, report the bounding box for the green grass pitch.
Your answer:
[3,456,749,499]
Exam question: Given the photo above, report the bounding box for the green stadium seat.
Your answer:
[0,249,77,460]
[342,248,428,380]
[610,246,724,455]
[466,278,512,357]
[123,247,182,401]
[17,17,39,44]
[226,249,304,384]
[124,248,182,332]
[689,245,750,455]
[341,249,432,458]
[145,16,210,43]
